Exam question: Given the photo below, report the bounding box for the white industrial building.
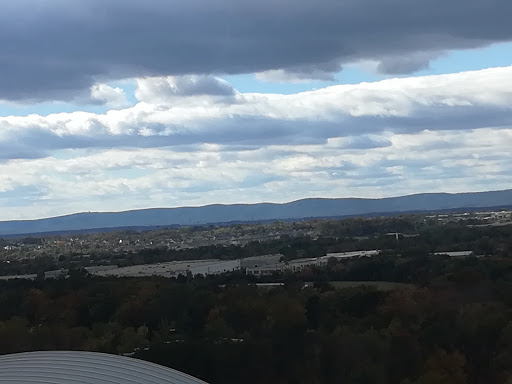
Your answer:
[434,251,474,257]
[92,259,241,278]
[0,250,381,281]
[288,257,327,272]
[246,263,286,276]
[247,257,327,276]
[323,250,381,259]
[188,259,241,276]
[240,254,283,268]
[246,250,382,277]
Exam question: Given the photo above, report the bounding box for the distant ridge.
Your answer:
[0,189,511,236]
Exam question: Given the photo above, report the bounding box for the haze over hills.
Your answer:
[1,189,511,236]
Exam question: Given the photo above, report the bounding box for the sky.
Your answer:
[1,0,512,220]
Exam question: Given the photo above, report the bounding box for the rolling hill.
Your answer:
[0,189,511,236]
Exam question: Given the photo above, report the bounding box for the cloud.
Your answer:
[1,67,512,219]
[1,0,512,100]
[255,61,343,83]
[376,52,439,74]
[135,75,237,104]
[0,67,511,160]
[327,135,392,150]
[89,84,130,109]
[1,126,512,220]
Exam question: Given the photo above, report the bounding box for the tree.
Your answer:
[410,350,467,384]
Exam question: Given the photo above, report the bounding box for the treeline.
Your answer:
[1,252,512,383]
[318,216,419,237]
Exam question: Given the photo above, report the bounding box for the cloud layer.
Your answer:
[0,67,511,219]
[1,67,511,158]
[1,0,512,100]
[1,126,511,220]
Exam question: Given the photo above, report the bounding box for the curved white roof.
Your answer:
[0,351,209,384]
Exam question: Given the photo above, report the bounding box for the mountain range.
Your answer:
[1,189,511,236]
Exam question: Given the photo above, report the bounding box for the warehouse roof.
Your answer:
[0,351,208,384]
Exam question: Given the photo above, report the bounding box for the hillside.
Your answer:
[0,189,511,236]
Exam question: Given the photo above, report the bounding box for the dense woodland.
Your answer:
[1,218,512,383]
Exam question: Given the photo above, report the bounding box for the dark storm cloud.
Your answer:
[1,0,511,100]
[376,53,436,75]
[257,61,344,82]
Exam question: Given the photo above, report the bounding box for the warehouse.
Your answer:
[188,259,241,276]
[240,254,283,268]
[246,263,286,276]
[323,250,381,259]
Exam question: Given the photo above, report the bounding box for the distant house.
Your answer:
[434,251,474,257]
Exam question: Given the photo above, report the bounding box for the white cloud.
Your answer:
[135,75,236,104]
[90,83,130,109]
[255,61,343,83]
[0,125,511,220]
[1,66,511,149]
[1,68,512,219]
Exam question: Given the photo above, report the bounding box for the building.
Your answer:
[0,351,208,384]
[92,259,240,278]
[188,259,241,276]
[323,250,381,259]
[246,257,327,276]
[246,263,286,276]
[240,254,283,268]
[245,250,384,277]
[0,273,37,281]
[434,251,474,257]
[84,265,118,274]
[288,257,326,272]
[44,269,66,279]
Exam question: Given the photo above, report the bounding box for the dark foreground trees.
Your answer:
[1,252,512,384]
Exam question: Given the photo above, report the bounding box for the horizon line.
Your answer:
[1,187,509,223]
